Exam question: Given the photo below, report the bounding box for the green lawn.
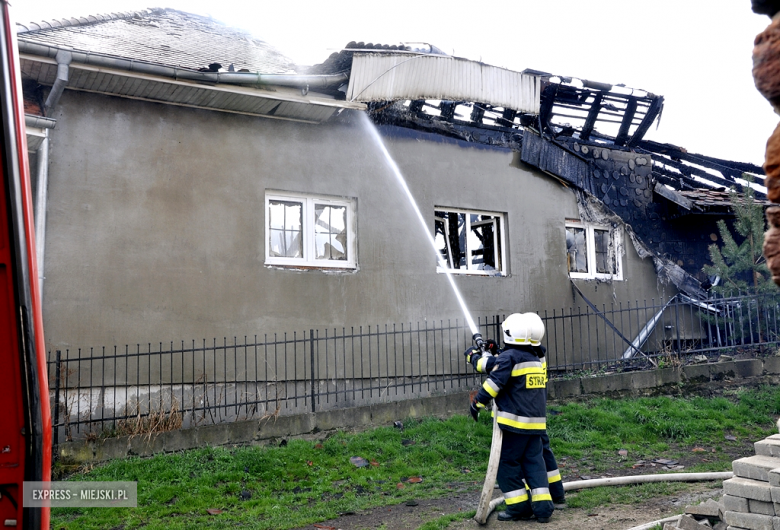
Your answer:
[50,385,780,529]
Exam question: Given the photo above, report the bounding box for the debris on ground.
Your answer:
[663,433,780,529]
[660,498,725,529]
[349,456,369,467]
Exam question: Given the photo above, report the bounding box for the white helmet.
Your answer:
[502,312,545,346]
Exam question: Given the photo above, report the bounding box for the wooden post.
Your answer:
[474,402,503,524]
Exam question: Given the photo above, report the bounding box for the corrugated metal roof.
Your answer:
[346,53,541,114]
[17,8,296,74]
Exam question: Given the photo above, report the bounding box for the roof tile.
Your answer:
[18,8,296,74]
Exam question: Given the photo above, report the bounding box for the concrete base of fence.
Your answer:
[58,354,780,463]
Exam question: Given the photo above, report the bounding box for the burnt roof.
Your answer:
[17,8,296,74]
[679,188,770,209]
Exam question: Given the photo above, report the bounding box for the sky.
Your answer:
[12,0,777,166]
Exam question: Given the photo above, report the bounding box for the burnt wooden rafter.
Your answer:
[637,139,765,186]
[579,92,603,141]
[614,97,638,146]
[543,81,662,147]
[626,96,664,148]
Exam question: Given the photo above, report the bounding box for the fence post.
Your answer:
[674,299,681,353]
[309,330,316,414]
[53,350,61,459]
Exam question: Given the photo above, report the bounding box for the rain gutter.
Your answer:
[621,294,720,360]
[25,115,56,129]
[18,40,349,89]
[621,295,678,360]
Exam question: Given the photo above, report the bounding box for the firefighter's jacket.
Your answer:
[471,344,547,435]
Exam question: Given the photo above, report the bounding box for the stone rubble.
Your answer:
[661,434,780,530]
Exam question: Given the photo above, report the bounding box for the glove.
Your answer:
[464,347,481,365]
[485,339,499,355]
[470,399,482,422]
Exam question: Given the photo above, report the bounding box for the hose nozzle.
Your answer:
[472,333,486,353]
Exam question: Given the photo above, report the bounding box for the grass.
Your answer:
[548,385,780,474]
[50,385,780,530]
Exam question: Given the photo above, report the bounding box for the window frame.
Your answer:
[434,206,507,277]
[265,191,357,269]
[565,220,623,281]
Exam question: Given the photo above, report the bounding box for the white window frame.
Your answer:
[265,191,357,269]
[434,207,507,276]
[565,220,623,281]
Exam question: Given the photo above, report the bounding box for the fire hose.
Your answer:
[479,466,732,524]
[468,333,732,524]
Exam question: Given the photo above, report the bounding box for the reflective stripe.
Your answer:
[531,487,552,502]
[476,357,489,373]
[496,411,546,430]
[547,470,562,483]
[511,361,544,377]
[476,402,486,409]
[483,379,500,398]
[504,488,529,505]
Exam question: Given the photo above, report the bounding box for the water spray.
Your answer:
[360,113,480,337]
[362,113,499,524]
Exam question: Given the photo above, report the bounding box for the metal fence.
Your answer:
[47,290,780,444]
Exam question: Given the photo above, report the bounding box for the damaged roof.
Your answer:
[17,8,296,74]
[678,188,769,209]
[18,9,363,124]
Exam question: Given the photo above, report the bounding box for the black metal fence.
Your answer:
[47,290,780,444]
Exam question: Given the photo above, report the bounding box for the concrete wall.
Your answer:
[42,91,668,361]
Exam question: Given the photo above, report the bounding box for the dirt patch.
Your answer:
[292,483,723,530]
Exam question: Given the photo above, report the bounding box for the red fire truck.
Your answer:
[0,0,52,528]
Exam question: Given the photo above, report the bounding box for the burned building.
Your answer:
[17,8,762,366]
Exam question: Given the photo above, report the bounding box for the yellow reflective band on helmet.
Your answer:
[504,488,529,505]
[476,356,489,373]
[496,411,546,430]
[547,470,562,483]
[483,379,500,398]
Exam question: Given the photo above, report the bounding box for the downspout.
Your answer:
[43,48,71,116]
[34,133,48,288]
[19,40,348,89]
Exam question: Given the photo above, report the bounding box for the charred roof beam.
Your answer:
[651,157,766,198]
[637,139,765,182]
[614,97,638,146]
[626,96,663,148]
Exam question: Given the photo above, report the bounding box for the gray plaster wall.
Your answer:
[42,91,668,358]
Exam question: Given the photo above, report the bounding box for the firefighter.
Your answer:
[465,327,565,507]
[465,313,554,522]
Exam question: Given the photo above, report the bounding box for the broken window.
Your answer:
[266,192,356,269]
[594,228,615,274]
[565,221,622,280]
[434,208,506,276]
[566,226,588,274]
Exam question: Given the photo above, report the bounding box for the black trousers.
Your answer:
[496,430,554,519]
[542,433,565,503]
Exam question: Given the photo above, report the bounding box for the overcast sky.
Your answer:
[13,0,777,166]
